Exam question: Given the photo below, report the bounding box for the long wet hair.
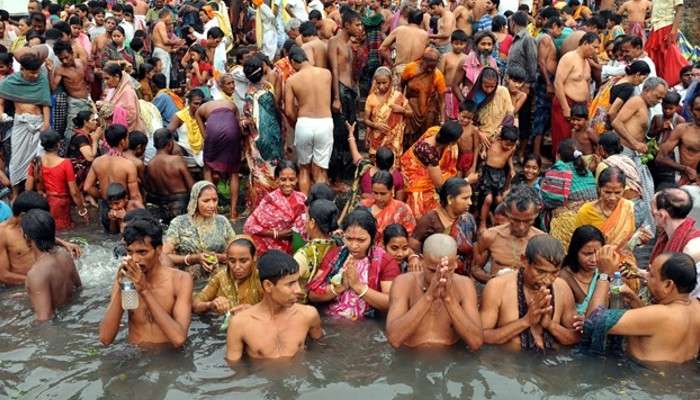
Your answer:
[308,199,339,235]
[563,225,605,273]
[466,67,500,111]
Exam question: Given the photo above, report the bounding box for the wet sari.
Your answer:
[400,126,458,219]
[194,262,263,309]
[365,89,408,161]
[243,188,307,254]
[360,197,416,244]
[400,61,447,147]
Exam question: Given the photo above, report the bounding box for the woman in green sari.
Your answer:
[163,181,237,280]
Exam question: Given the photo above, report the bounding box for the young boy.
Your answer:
[457,99,479,178]
[505,66,528,127]
[477,126,519,232]
[650,91,685,190]
[104,183,144,234]
[569,103,598,156]
[438,29,468,120]
[125,131,148,182]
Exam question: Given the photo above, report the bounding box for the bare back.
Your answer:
[89,155,139,199]
[146,153,192,195]
[26,248,81,319]
[303,38,328,69]
[538,34,557,77]
[386,25,429,66]
[677,123,700,171]
[287,66,332,118]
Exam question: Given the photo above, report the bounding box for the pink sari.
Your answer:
[105,72,144,132]
[243,188,307,254]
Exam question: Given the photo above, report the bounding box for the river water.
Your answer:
[1,227,699,400]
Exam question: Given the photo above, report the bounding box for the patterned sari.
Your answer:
[360,197,416,244]
[400,127,458,219]
[401,62,447,147]
[588,77,619,135]
[244,82,283,210]
[365,89,408,161]
[243,188,307,254]
[194,261,262,309]
[547,161,598,249]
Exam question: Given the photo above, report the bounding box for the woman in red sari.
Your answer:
[400,120,461,219]
[360,170,416,244]
[244,161,307,254]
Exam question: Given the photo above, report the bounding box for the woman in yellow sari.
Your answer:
[400,121,461,219]
[575,167,648,292]
[365,67,411,162]
[167,89,206,167]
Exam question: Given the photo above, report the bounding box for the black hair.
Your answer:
[507,65,528,83]
[128,131,148,151]
[525,234,565,267]
[523,153,542,168]
[659,252,697,294]
[229,237,257,257]
[585,15,606,31]
[68,15,81,26]
[451,29,468,43]
[436,120,463,144]
[0,52,12,67]
[309,9,323,21]
[282,39,297,55]
[111,25,126,38]
[598,165,627,188]
[518,4,530,12]
[655,188,693,219]
[540,6,560,20]
[429,0,443,7]
[598,132,622,156]
[570,103,588,119]
[258,249,299,284]
[375,147,395,171]
[371,169,394,190]
[103,62,122,77]
[130,37,144,52]
[25,31,44,44]
[504,184,542,212]
[579,31,601,45]
[152,73,167,89]
[12,191,49,216]
[53,39,73,55]
[544,17,564,29]
[662,91,682,106]
[307,183,336,204]
[243,56,265,83]
[106,182,128,202]
[52,21,70,36]
[341,9,361,27]
[39,129,62,152]
[558,138,588,176]
[563,225,605,273]
[153,128,173,150]
[123,208,157,225]
[72,110,93,129]
[21,209,56,252]
[123,218,163,247]
[289,46,307,63]
[623,35,643,48]
[610,13,623,25]
[408,9,424,25]
[308,199,339,235]
[438,177,469,207]
[382,223,409,247]
[18,53,43,71]
[105,124,128,147]
[512,11,529,27]
[473,30,496,49]
[207,27,224,39]
[275,160,299,178]
[299,21,317,37]
[111,3,123,13]
[624,60,651,76]
[186,88,205,101]
[491,15,507,32]
[459,99,478,113]
[342,208,377,246]
[500,126,519,142]
[679,64,693,79]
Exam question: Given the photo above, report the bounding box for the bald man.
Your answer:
[386,234,483,349]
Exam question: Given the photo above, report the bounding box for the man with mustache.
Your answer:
[452,30,497,101]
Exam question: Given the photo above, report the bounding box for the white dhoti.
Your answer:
[153,47,172,88]
[176,123,204,168]
[9,114,43,186]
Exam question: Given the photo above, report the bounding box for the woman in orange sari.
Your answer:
[360,170,416,244]
[365,67,411,162]
[400,120,461,219]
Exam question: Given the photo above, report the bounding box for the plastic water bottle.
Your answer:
[609,272,624,309]
[120,279,139,310]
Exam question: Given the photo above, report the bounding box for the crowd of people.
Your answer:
[1,0,700,366]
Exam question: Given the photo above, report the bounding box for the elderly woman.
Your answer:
[307,208,400,319]
[163,180,236,280]
[400,120,461,219]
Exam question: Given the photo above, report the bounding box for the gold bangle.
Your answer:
[329,285,337,296]
[358,285,369,298]
[184,254,191,266]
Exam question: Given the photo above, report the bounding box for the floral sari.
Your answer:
[360,197,416,244]
[194,261,262,309]
[588,77,619,135]
[412,210,477,275]
[244,81,283,210]
[365,89,408,161]
[400,126,458,219]
[243,188,307,254]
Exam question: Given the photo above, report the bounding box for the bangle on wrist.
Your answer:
[358,285,369,298]
[184,254,191,266]
[273,229,278,239]
[78,207,88,217]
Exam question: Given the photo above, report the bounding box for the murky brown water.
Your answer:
[1,227,699,399]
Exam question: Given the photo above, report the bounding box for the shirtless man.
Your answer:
[300,21,328,69]
[386,234,482,349]
[23,209,81,321]
[380,9,428,87]
[481,235,580,351]
[453,0,476,36]
[226,250,322,362]
[612,77,668,154]
[308,10,337,41]
[285,47,333,194]
[532,17,563,157]
[146,129,194,223]
[50,41,93,139]
[472,185,544,283]
[438,30,468,120]
[100,219,192,348]
[84,124,143,230]
[92,16,117,66]
[619,0,651,37]
[0,191,81,285]
[583,250,700,363]
[658,96,700,184]
[152,10,185,88]
[429,0,456,54]
[552,32,598,158]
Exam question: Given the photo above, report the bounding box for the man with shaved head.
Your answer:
[480,234,580,351]
[386,234,483,349]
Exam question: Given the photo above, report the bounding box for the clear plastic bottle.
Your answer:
[609,272,624,309]
[120,279,139,310]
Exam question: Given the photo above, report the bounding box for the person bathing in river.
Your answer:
[225,250,322,362]
[100,219,193,349]
[386,234,483,349]
[480,234,581,351]
[23,209,81,321]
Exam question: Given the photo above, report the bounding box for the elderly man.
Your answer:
[472,185,544,283]
[480,234,580,351]
[386,234,482,349]
[650,188,700,263]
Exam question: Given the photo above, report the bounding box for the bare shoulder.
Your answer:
[392,271,418,290]
[483,271,513,293]
[479,227,498,245]
[294,303,320,321]
[453,274,477,294]
[169,267,193,287]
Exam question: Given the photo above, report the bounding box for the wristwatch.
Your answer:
[598,273,609,282]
